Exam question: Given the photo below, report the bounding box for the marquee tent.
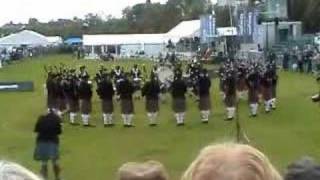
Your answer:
[0,30,50,47]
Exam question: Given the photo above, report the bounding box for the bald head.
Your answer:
[182,143,282,180]
[118,161,168,180]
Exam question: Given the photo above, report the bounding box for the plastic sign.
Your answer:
[0,82,34,92]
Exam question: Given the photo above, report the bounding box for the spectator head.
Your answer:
[0,160,41,180]
[182,143,282,180]
[118,161,168,180]
[284,156,320,180]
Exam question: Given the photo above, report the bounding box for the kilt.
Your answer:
[172,98,186,113]
[121,99,134,114]
[57,98,67,111]
[34,142,59,161]
[68,98,79,113]
[80,99,92,114]
[224,94,236,107]
[199,95,211,111]
[248,88,259,103]
[102,99,114,114]
[237,78,247,91]
[47,96,57,109]
[146,98,159,113]
[262,86,272,101]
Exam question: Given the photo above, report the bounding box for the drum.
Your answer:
[158,66,174,84]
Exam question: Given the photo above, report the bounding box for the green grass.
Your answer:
[0,55,319,180]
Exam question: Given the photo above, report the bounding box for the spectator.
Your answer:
[118,161,169,180]
[284,157,320,180]
[34,110,62,180]
[0,160,41,180]
[181,143,282,180]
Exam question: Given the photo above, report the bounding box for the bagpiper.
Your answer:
[63,69,80,124]
[142,73,161,126]
[171,70,187,126]
[96,71,115,127]
[117,73,135,127]
[223,60,237,120]
[261,65,273,113]
[78,75,94,127]
[197,68,211,123]
[246,62,261,117]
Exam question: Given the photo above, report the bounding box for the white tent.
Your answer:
[0,30,49,47]
[83,34,166,46]
[165,20,200,42]
[47,36,63,46]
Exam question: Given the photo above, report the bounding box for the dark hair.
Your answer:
[285,157,320,180]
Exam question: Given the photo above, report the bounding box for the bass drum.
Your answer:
[158,66,174,84]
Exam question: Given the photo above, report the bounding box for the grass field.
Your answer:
[0,54,319,180]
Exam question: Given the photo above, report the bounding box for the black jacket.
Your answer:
[198,77,211,96]
[171,79,187,99]
[97,80,114,100]
[78,81,93,99]
[34,112,62,144]
[142,80,161,99]
[117,79,134,99]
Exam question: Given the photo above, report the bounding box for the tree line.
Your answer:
[0,0,319,39]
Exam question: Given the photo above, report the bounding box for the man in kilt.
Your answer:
[117,73,135,127]
[62,71,80,125]
[197,68,211,123]
[142,73,161,126]
[246,64,260,117]
[96,73,115,127]
[224,70,237,121]
[236,62,248,99]
[261,67,273,113]
[78,76,94,127]
[171,71,187,126]
[34,110,62,180]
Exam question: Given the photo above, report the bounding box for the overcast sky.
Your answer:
[0,0,218,26]
[0,0,169,26]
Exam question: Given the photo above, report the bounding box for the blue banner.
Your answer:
[200,15,216,43]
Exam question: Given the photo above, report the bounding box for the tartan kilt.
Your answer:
[172,98,186,113]
[68,98,79,113]
[262,86,272,101]
[237,78,247,91]
[225,94,236,107]
[57,98,67,111]
[102,99,114,114]
[121,99,134,114]
[80,99,92,114]
[248,88,259,103]
[199,95,211,111]
[34,142,59,161]
[47,96,57,109]
[146,98,159,113]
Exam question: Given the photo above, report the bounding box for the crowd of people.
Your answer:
[281,46,320,74]
[43,56,278,127]
[3,142,320,180]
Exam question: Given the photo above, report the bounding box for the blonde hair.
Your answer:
[182,143,282,180]
[0,161,41,180]
[118,161,169,180]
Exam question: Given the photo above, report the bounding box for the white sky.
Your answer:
[0,0,217,26]
[0,0,168,26]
